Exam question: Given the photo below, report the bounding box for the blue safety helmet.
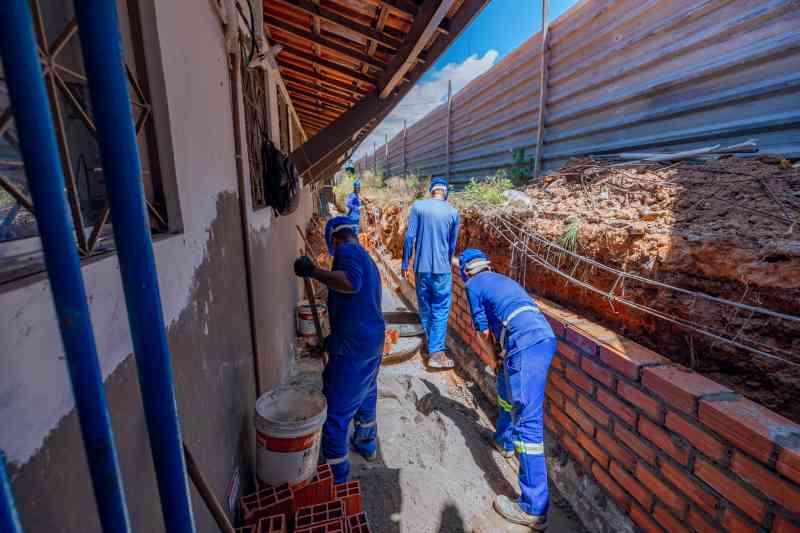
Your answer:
[325,215,359,255]
[429,178,449,198]
[353,179,362,191]
[458,248,491,282]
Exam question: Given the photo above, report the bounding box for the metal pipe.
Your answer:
[1,452,23,533]
[0,3,131,532]
[71,2,196,532]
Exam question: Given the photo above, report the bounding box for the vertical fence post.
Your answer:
[0,3,132,531]
[402,120,407,178]
[385,132,389,178]
[533,0,550,178]
[71,2,196,532]
[372,141,377,175]
[446,79,452,180]
[1,452,23,533]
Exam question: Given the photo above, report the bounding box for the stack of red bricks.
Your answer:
[237,464,370,533]
[448,270,800,533]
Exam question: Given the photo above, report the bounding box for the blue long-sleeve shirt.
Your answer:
[346,192,361,222]
[465,271,554,349]
[327,242,385,356]
[402,198,460,273]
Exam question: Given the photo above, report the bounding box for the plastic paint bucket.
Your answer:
[255,383,327,487]
[296,301,328,337]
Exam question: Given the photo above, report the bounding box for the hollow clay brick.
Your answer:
[730,452,800,514]
[638,417,690,465]
[694,459,767,523]
[610,461,653,511]
[294,500,346,530]
[642,366,731,415]
[665,412,727,462]
[597,388,638,426]
[699,397,800,464]
[240,483,294,525]
[347,512,372,533]
[293,464,335,513]
[659,459,718,516]
[599,340,669,381]
[333,480,363,516]
[618,381,663,422]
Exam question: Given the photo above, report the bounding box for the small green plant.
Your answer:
[510,147,532,186]
[460,170,514,205]
[558,216,582,252]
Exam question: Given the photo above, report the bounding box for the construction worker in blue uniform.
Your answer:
[402,178,460,369]
[294,216,385,483]
[346,179,362,233]
[456,248,555,530]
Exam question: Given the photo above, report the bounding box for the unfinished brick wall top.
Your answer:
[447,269,800,533]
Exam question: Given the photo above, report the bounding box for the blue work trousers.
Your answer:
[322,348,382,483]
[494,336,556,516]
[414,272,452,353]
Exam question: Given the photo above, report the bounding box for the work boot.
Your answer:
[493,495,548,530]
[428,351,455,369]
[489,437,514,459]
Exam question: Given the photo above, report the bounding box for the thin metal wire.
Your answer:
[481,208,800,369]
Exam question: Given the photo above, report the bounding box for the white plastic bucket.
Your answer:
[255,383,327,487]
[296,301,328,337]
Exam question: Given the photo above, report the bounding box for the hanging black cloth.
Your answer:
[262,138,300,216]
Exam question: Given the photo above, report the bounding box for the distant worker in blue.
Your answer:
[294,216,385,483]
[346,179,363,233]
[402,178,460,369]
[456,248,555,530]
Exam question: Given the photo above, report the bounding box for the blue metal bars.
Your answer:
[0,2,131,532]
[1,452,23,533]
[71,2,196,532]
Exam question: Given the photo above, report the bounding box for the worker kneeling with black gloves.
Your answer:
[456,248,556,530]
[294,216,384,483]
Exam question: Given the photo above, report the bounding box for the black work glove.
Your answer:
[294,256,315,278]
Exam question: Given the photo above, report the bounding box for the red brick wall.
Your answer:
[448,271,800,533]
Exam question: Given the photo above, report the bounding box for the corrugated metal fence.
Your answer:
[355,0,800,184]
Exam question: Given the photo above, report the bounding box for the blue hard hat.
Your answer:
[458,248,491,282]
[353,179,362,190]
[429,178,448,194]
[325,215,359,255]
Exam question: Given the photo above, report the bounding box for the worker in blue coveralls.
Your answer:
[402,178,460,369]
[346,179,362,233]
[456,248,555,530]
[294,216,385,483]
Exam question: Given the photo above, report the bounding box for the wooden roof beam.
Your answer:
[282,73,362,102]
[265,16,386,71]
[292,0,492,178]
[279,44,377,85]
[288,90,349,113]
[275,0,403,50]
[286,84,352,108]
[278,62,367,95]
[379,0,455,99]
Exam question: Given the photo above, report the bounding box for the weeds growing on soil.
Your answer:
[558,216,582,252]
[455,171,514,207]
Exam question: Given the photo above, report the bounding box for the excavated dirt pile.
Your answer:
[363,156,800,422]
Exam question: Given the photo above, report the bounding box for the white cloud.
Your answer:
[351,50,498,162]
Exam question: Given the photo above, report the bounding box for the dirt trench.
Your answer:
[361,157,800,423]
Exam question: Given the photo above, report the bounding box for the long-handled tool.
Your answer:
[296,225,327,363]
[183,443,236,533]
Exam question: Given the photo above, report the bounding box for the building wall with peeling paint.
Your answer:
[0,2,311,531]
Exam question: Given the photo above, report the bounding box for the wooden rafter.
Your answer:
[279,44,377,85]
[289,91,349,113]
[286,84,351,108]
[294,0,492,179]
[282,73,362,102]
[265,16,386,71]
[278,62,366,95]
[379,0,455,99]
[274,0,403,50]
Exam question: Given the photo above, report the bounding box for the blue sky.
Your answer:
[351,0,580,161]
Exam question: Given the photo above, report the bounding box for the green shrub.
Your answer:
[460,170,514,205]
